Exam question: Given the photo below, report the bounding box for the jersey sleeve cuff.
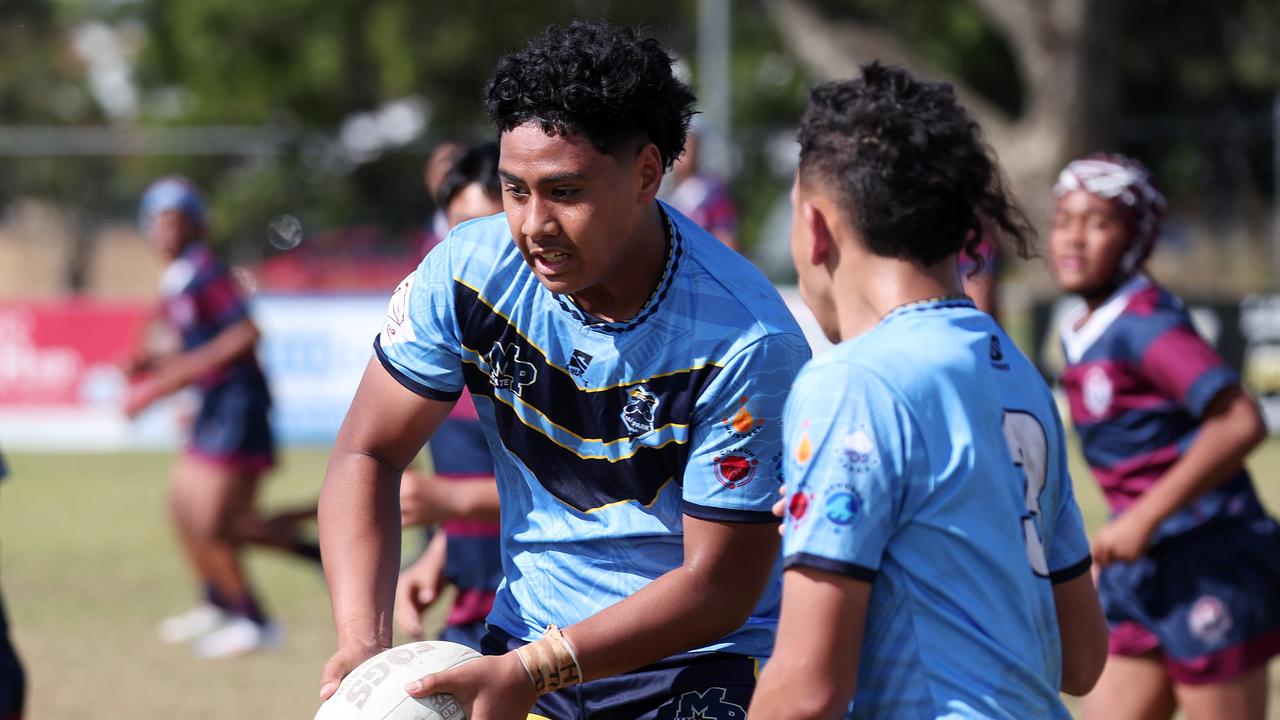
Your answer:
[374,335,463,402]
[682,500,779,523]
[784,552,877,583]
[1049,555,1092,584]
[1185,367,1238,418]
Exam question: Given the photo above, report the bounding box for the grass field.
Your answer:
[2,441,1279,719]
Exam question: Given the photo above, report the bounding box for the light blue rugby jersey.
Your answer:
[781,298,1091,719]
[378,202,811,656]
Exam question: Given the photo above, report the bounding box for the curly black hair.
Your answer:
[798,62,1034,269]
[436,142,501,210]
[484,20,696,172]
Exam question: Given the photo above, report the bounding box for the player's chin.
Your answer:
[530,271,585,297]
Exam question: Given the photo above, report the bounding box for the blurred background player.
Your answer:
[659,123,740,250]
[1050,154,1280,720]
[419,141,467,256]
[125,176,319,658]
[0,448,24,720]
[750,63,1108,719]
[394,142,504,651]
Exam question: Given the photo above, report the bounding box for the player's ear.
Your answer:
[806,201,835,266]
[635,143,664,203]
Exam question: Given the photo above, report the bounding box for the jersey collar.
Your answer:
[553,203,683,334]
[1059,273,1151,364]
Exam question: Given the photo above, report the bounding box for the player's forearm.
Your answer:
[1129,389,1265,528]
[751,664,849,720]
[448,477,501,522]
[158,319,260,392]
[319,451,404,648]
[561,563,763,680]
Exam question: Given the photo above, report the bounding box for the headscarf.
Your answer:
[1053,153,1167,278]
[139,175,206,232]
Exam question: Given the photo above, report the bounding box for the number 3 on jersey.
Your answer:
[1003,410,1049,577]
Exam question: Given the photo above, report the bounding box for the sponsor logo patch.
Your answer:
[823,488,862,527]
[714,449,760,489]
[568,349,593,377]
[720,396,766,438]
[381,275,416,345]
[487,342,537,396]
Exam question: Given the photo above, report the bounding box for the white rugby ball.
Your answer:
[314,641,481,720]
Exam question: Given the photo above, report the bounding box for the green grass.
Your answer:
[1,442,1278,718]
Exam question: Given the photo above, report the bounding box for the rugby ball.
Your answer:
[314,641,481,720]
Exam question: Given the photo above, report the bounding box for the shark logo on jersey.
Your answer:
[621,385,660,435]
[1083,365,1113,418]
[674,687,745,719]
[488,342,537,396]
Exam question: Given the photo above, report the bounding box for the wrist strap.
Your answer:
[514,624,583,696]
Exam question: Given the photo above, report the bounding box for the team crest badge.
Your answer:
[487,342,537,396]
[824,489,862,526]
[1083,365,1113,418]
[621,385,660,435]
[1188,595,1233,646]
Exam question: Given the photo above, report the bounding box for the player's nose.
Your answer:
[520,196,559,243]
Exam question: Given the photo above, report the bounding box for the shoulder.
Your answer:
[1112,284,1197,357]
[414,213,525,296]
[666,204,804,345]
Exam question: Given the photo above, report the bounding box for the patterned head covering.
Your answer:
[1053,153,1167,277]
[139,175,206,231]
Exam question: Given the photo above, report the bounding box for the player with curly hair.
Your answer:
[748,63,1108,718]
[318,21,809,719]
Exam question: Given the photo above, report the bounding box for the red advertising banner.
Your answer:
[0,300,148,407]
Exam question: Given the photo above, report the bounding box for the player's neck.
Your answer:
[571,202,667,323]
[835,254,964,340]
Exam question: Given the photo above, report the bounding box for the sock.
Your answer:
[228,592,269,626]
[289,540,323,563]
[204,584,230,611]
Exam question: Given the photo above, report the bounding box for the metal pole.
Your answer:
[1273,91,1280,288]
[697,0,732,178]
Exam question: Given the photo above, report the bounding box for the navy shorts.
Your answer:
[1099,515,1280,684]
[481,627,757,720]
[187,383,275,473]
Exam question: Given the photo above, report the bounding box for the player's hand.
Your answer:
[395,534,448,638]
[772,485,787,536]
[123,379,164,419]
[406,651,537,720]
[1091,510,1157,567]
[400,470,455,526]
[319,640,387,700]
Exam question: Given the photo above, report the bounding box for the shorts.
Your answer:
[438,620,489,653]
[482,626,758,720]
[1099,515,1280,684]
[0,587,24,720]
[186,383,275,474]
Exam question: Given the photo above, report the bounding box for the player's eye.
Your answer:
[504,184,529,199]
[551,187,579,200]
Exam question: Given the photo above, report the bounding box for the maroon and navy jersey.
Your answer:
[159,242,269,398]
[1060,275,1264,541]
[430,389,502,628]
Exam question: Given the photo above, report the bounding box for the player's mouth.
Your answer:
[532,249,573,275]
